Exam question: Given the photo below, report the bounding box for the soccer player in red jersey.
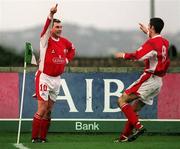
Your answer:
[114,18,170,142]
[31,4,75,143]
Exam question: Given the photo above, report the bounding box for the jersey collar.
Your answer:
[152,35,162,39]
[51,36,60,42]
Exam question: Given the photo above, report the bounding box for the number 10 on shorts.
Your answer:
[40,84,48,91]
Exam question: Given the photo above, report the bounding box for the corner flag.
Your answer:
[25,42,37,65]
[16,42,37,144]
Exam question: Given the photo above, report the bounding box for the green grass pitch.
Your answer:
[0,132,180,149]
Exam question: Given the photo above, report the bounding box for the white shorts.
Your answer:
[125,72,163,105]
[35,71,61,102]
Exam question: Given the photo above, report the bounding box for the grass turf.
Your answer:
[0,132,180,149]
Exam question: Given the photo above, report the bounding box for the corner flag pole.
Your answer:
[16,59,27,144]
[16,42,37,144]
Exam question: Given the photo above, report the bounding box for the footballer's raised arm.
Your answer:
[40,4,58,48]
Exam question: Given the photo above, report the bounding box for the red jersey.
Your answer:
[39,17,75,76]
[124,35,170,77]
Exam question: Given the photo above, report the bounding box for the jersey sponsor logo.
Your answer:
[52,57,65,64]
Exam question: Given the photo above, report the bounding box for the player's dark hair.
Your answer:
[150,18,164,34]
[53,18,61,26]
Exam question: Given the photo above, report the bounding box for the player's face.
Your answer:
[51,22,62,38]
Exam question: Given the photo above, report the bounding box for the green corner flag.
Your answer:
[25,42,37,65]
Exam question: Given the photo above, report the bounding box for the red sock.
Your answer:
[120,120,134,138]
[32,113,42,139]
[40,118,50,140]
[121,104,142,129]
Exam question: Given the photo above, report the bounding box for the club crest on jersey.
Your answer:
[51,49,55,54]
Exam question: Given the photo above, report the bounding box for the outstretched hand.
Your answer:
[50,4,58,16]
[139,23,148,34]
[114,52,124,59]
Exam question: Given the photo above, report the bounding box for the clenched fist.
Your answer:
[50,4,58,17]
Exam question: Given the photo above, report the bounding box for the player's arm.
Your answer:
[115,41,155,61]
[115,51,136,60]
[40,4,58,48]
[133,42,155,61]
[114,52,126,59]
[65,41,76,64]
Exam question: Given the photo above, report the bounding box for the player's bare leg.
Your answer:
[46,98,55,130]
[40,98,55,142]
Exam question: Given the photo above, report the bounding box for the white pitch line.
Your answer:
[13,143,30,149]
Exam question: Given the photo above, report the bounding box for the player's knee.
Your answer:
[117,93,129,107]
[37,108,46,117]
[117,97,121,107]
[47,110,51,119]
[42,109,52,119]
[37,105,48,116]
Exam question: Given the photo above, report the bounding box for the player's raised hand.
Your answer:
[114,52,124,59]
[139,23,148,34]
[50,4,58,16]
